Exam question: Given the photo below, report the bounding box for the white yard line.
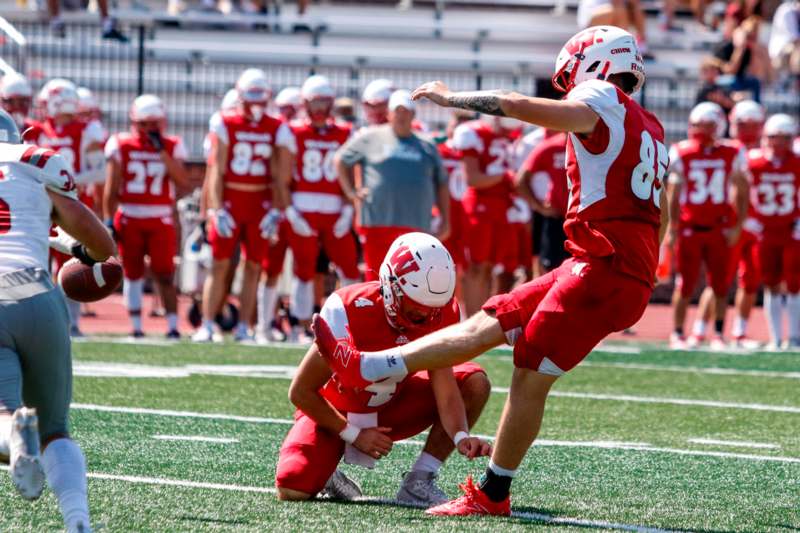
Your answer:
[151,435,239,444]
[580,361,800,380]
[71,403,294,425]
[490,388,800,414]
[687,438,780,450]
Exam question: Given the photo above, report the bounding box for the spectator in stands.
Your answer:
[722,0,761,39]
[714,16,773,102]
[48,0,128,42]
[577,0,651,58]
[335,90,450,281]
[696,56,736,113]
[769,0,800,87]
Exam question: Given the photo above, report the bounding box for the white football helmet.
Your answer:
[41,79,79,117]
[553,26,645,95]
[236,68,270,103]
[220,88,239,111]
[764,113,797,137]
[130,94,166,122]
[379,232,456,331]
[1,73,32,99]
[362,78,394,104]
[301,75,335,100]
[730,100,765,124]
[688,101,727,140]
[275,86,302,107]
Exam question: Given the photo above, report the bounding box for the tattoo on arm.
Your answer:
[446,90,510,116]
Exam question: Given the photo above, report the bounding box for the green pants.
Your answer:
[0,268,72,440]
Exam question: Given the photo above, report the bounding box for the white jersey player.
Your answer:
[0,109,115,533]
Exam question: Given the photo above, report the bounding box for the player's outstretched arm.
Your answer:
[411,81,598,134]
[430,368,491,459]
[49,191,116,262]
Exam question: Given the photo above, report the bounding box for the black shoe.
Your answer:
[102,27,129,43]
[131,330,145,338]
[166,329,180,340]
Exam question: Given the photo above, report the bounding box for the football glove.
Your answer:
[48,226,79,256]
[332,205,354,239]
[210,208,236,238]
[259,208,283,240]
[285,206,315,238]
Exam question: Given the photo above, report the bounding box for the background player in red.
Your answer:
[285,75,360,335]
[274,87,303,124]
[0,73,34,133]
[313,26,670,517]
[694,100,766,347]
[516,130,570,273]
[103,94,188,338]
[451,114,518,315]
[194,68,295,343]
[667,102,749,350]
[24,78,106,337]
[747,114,800,349]
[276,233,490,506]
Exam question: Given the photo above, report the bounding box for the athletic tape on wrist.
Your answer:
[339,423,360,444]
[453,431,469,446]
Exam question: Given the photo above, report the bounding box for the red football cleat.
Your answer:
[425,476,511,517]
[311,313,371,389]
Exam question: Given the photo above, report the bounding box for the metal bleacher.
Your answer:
[0,2,796,159]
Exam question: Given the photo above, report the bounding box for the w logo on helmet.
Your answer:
[388,245,421,278]
[564,27,606,56]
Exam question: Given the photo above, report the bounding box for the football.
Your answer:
[57,257,123,303]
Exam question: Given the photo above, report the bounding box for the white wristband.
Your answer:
[453,431,469,446]
[339,423,360,444]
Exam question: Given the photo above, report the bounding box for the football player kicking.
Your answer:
[275,233,491,507]
[312,26,670,516]
[0,109,116,532]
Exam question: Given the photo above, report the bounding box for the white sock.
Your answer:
[166,313,178,331]
[0,416,10,456]
[691,319,707,337]
[764,291,783,344]
[361,349,408,381]
[787,294,800,341]
[732,316,747,338]
[130,315,142,331]
[201,319,215,333]
[257,283,279,333]
[123,278,144,314]
[488,459,517,478]
[412,451,442,474]
[42,438,90,531]
[290,279,314,321]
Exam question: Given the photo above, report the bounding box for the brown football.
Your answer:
[57,256,123,302]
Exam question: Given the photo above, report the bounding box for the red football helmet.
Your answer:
[378,232,456,332]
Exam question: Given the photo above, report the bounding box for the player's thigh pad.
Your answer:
[516,258,650,374]
[275,411,344,495]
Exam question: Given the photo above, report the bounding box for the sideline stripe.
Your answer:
[152,435,239,444]
[70,403,800,464]
[687,438,780,450]
[490,388,800,414]
[0,465,675,532]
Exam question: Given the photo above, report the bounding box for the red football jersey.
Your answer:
[318,282,460,413]
[290,120,351,213]
[105,132,186,208]
[24,118,105,174]
[563,80,667,288]
[438,140,467,201]
[209,109,296,187]
[668,139,745,228]
[747,148,800,240]
[452,120,515,202]
[522,132,569,216]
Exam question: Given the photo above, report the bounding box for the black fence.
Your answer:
[1,19,798,160]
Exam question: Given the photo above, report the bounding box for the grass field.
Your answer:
[1,339,799,532]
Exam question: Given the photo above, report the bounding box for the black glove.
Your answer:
[71,243,98,266]
[147,131,164,151]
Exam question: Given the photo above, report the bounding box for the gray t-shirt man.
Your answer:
[337,124,446,230]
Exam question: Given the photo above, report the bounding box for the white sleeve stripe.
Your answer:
[319,292,349,340]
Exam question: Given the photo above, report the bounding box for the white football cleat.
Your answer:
[255,328,285,345]
[709,334,727,352]
[9,407,45,501]
[669,332,687,350]
[320,469,362,500]
[686,334,703,349]
[396,470,448,508]
[191,326,221,343]
[732,336,761,350]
